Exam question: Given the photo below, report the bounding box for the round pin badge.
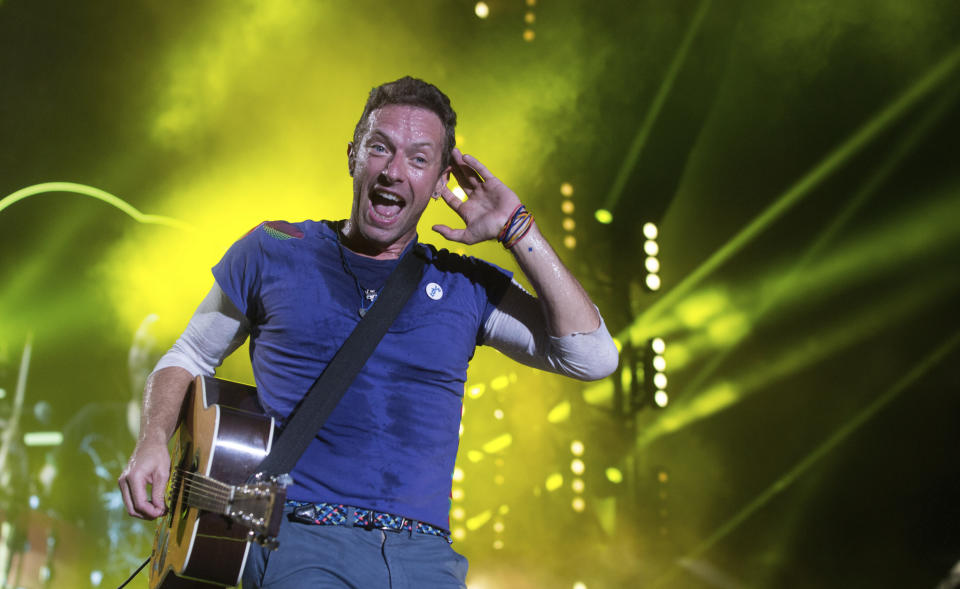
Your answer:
[425,282,444,300]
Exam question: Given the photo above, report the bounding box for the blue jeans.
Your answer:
[242,508,468,588]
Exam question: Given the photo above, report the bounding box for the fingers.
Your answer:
[436,185,464,213]
[432,224,476,245]
[151,469,168,517]
[118,447,169,520]
[459,151,493,182]
[450,149,485,190]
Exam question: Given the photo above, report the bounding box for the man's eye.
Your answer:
[371,144,387,153]
[414,156,427,164]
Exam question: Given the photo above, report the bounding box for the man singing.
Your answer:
[119,76,618,588]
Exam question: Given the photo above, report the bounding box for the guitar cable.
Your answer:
[117,556,151,589]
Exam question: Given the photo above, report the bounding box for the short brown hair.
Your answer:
[353,76,457,169]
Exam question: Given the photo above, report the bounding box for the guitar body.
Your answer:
[150,376,281,589]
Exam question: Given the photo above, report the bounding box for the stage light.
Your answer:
[561,200,574,214]
[572,478,585,493]
[594,209,613,224]
[452,507,466,520]
[474,2,489,18]
[562,217,576,231]
[482,433,512,453]
[547,400,571,423]
[572,497,586,512]
[467,384,485,398]
[90,570,104,587]
[525,11,536,24]
[653,373,668,390]
[493,521,504,533]
[645,256,660,273]
[571,459,585,475]
[452,487,465,501]
[499,504,510,515]
[645,274,661,291]
[654,391,669,407]
[23,431,63,446]
[467,510,492,530]
[643,240,659,256]
[493,408,504,420]
[605,467,623,484]
[564,235,577,249]
[643,222,658,239]
[570,440,585,456]
[29,495,39,509]
[573,583,587,589]
[493,539,504,549]
[491,375,510,390]
[560,182,574,197]
[546,473,564,491]
[452,527,466,541]
[643,338,668,409]
[453,467,465,482]
[523,29,535,42]
[652,355,666,371]
[468,450,484,463]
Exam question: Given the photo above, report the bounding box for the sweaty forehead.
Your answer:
[366,104,445,147]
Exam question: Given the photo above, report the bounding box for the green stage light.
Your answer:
[595,209,613,224]
[605,467,624,484]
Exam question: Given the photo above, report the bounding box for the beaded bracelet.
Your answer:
[498,204,534,249]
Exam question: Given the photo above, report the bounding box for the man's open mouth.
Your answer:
[370,190,405,220]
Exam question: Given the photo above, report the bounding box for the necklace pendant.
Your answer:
[359,307,367,318]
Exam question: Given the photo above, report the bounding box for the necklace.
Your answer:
[336,223,383,317]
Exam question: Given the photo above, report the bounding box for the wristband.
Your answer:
[498,204,534,249]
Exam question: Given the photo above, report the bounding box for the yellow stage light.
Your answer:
[570,440,585,456]
[605,467,623,484]
[571,459,585,475]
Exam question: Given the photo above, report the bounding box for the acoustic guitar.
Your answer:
[149,376,288,588]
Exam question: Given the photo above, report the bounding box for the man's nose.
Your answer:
[381,155,403,183]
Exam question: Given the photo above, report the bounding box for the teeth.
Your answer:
[375,191,402,204]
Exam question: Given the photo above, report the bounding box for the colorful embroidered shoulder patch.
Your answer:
[246,220,304,240]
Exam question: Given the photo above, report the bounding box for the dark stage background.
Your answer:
[1,1,959,587]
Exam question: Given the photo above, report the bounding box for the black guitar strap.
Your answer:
[251,243,427,480]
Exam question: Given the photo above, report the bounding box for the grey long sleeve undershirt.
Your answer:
[154,280,618,382]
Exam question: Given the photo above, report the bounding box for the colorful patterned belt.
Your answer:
[286,500,451,543]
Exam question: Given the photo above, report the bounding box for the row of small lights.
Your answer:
[560,182,576,249]
[474,0,538,42]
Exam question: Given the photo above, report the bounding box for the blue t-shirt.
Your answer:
[212,220,511,528]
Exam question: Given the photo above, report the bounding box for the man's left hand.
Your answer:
[432,149,522,245]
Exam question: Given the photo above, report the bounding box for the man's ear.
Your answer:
[347,142,356,177]
[433,167,451,199]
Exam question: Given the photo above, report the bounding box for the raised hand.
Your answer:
[432,149,522,245]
